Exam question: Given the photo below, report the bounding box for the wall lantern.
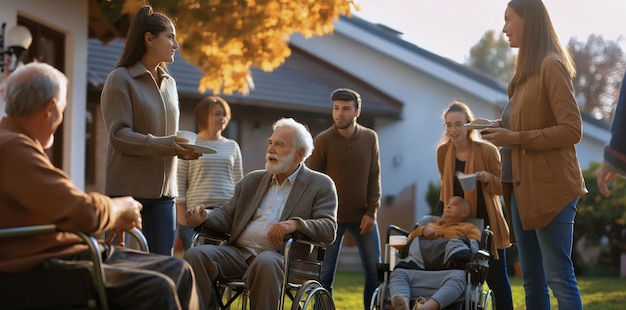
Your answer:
[1,22,33,73]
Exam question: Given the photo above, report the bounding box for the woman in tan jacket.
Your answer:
[436,101,513,309]
[479,1,587,309]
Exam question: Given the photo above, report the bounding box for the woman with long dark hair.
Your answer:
[101,5,199,256]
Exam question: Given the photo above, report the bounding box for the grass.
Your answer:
[332,271,626,310]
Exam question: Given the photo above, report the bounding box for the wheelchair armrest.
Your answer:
[0,224,57,239]
[480,226,493,253]
[386,224,410,244]
[124,227,150,252]
[191,226,230,246]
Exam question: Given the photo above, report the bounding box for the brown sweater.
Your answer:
[307,124,381,223]
[407,219,481,242]
[0,118,116,272]
[508,55,587,230]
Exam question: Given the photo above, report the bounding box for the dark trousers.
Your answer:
[49,246,203,309]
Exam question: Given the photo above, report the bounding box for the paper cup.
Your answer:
[176,130,197,144]
[458,173,477,192]
[389,235,407,250]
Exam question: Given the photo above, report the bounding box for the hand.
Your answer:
[360,215,375,235]
[423,227,440,239]
[480,127,518,146]
[267,220,299,247]
[111,196,142,231]
[176,203,187,225]
[597,163,619,197]
[471,118,501,127]
[475,170,490,183]
[175,137,201,160]
[185,205,209,227]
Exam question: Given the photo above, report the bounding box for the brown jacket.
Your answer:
[0,119,116,272]
[508,55,587,230]
[437,140,510,252]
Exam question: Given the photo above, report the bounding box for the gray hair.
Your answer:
[4,63,68,117]
[272,117,314,162]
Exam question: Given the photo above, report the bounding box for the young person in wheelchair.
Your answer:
[183,118,338,309]
[388,196,481,310]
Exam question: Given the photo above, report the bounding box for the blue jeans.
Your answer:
[487,248,513,310]
[319,222,381,310]
[177,223,195,251]
[136,197,176,256]
[511,191,582,310]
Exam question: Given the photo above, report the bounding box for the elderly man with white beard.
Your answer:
[183,117,338,309]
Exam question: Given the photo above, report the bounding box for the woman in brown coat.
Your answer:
[479,0,587,309]
[436,101,513,309]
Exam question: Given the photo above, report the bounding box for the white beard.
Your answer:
[265,150,296,175]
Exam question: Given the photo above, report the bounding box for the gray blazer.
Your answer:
[202,165,338,249]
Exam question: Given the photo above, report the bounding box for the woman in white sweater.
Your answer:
[176,96,243,250]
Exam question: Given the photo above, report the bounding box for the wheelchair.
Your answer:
[369,215,495,310]
[191,227,335,310]
[0,225,148,310]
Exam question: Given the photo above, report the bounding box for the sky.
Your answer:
[351,0,626,63]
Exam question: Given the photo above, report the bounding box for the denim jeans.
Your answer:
[487,248,513,310]
[136,197,176,256]
[319,221,381,310]
[177,223,195,251]
[510,191,582,310]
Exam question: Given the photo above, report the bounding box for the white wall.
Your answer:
[1,0,88,189]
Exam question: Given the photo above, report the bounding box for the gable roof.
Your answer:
[87,39,403,119]
[298,15,510,106]
[343,16,509,93]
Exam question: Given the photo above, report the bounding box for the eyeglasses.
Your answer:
[443,121,467,129]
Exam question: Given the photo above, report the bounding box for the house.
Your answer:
[3,1,610,263]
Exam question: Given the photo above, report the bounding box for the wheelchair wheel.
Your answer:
[369,282,387,310]
[478,290,495,310]
[291,280,335,310]
[465,285,495,310]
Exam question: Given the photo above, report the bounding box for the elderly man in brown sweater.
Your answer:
[0,63,201,309]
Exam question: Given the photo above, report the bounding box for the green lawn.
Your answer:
[332,271,626,310]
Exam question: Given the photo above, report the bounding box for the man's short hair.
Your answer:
[331,88,361,110]
[4,63,67,117]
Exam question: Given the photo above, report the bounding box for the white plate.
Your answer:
[463,123,494,130]
[181,143,217,154]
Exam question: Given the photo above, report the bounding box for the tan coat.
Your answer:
[437,140,511,253]
[508,55,587,230]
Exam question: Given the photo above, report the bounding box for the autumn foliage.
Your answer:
[115,0,358,95]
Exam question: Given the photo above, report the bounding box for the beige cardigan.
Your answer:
[101,62,180,199]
